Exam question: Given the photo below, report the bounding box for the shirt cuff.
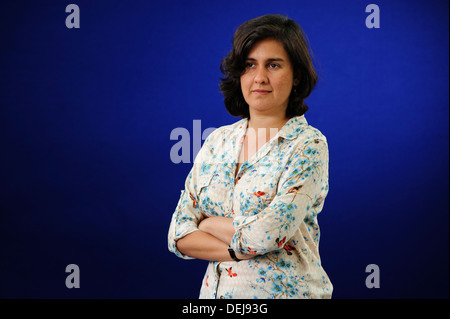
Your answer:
[230,215,257,254]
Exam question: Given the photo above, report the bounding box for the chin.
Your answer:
[249,104,281,114]
[248,102,272,111]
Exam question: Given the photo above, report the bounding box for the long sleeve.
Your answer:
[167,133,217,259]
[230,138,329,255]
[167,175,201,259]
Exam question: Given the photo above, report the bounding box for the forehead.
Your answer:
[246,38,289,60]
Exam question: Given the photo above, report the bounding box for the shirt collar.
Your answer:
[278,115,308,140]
[226,115,308,140]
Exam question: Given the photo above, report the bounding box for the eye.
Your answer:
[268,63,280,69]
[246,62,255,68]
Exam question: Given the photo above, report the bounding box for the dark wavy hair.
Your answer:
[219,14,318,118]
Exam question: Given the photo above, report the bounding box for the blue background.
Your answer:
[1,0,448,298]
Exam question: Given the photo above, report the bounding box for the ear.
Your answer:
[293,76,300,87]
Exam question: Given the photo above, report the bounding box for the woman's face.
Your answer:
[240,38,297,118]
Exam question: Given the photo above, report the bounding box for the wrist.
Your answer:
[235,252,250,260]
[227,246,242,262]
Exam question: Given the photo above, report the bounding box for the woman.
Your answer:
[168,14,332,299]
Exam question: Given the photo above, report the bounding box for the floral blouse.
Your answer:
[168,115,333,299]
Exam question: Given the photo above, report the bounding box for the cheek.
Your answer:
[240,74,249,86]
[240,75,251,95]
[274,77,294,95]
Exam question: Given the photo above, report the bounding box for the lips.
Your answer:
[252,89,272,94]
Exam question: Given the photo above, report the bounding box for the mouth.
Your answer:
[251,89,272,95]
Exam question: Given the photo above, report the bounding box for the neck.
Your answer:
[246,112,290,142]
[247,112,290,131]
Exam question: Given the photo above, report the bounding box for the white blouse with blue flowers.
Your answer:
[168,115,333,299]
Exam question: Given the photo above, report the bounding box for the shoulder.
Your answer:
[194,117,246,163]
[299,125,328,158]
[205,118,247,140]
[282,117,329,163]
[283,116,327,146]
[302,123,328,145]
[201,118,246,148]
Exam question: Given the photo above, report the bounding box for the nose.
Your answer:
[254,66,268,84]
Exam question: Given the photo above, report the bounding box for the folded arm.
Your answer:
[176,220,252,261]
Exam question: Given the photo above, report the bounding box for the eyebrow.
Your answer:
[245,57,285,63]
